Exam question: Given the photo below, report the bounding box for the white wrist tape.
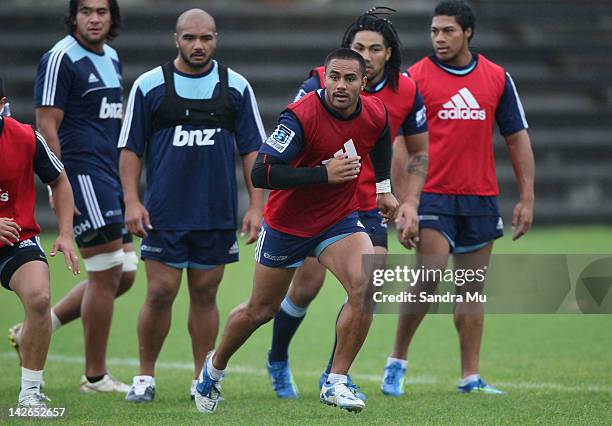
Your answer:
[376,179,392,194]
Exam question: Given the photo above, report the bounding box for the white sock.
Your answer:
[50,309,62,332]
[207,354,225,381]
[459,373,480,387]
[327,373,347,385]
[20,367,43,396]
[387,357,408,369]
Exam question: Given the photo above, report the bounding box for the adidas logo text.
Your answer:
[438,87,486,121]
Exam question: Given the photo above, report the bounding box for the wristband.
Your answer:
[376,179,391,194]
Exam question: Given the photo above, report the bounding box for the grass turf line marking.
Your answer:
[2,352,611,393]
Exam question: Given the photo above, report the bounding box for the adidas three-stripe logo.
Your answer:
[437,87,486,121]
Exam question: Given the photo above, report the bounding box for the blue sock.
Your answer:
[325,303,345,374]
[269,297,307,363]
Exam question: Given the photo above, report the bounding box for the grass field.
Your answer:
[1,226,611,424]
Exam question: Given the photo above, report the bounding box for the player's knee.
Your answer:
[26,291,51,317]
[344,273,369,296]
[345,279,372,309]
[116,270,136,297]
[146,285,178,310]
[291,282,321,307]
[190,282,221,307]
[246,302,279,326]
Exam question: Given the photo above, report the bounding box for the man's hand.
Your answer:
[241,206,263,245]
[325,156,361,184]
[395,202,419,249]
[512,198,534,240]
[0,218,20,246]
[50,233,80,275]
[377,192,399,222]
[125,200,152,238]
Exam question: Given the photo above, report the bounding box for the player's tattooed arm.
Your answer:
[392,132,428,249]
[407,153,428,179]
[392,132,428,204]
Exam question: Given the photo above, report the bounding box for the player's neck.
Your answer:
[366,72,385,91]
[73,33,105,54]
[441,49,473,68]
[174,57,214,76]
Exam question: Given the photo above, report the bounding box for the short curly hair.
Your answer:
[433,1,476,42]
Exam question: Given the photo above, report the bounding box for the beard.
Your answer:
[179,48,212,71]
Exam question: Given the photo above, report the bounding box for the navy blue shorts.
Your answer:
[359,208,388,249]
[140,229,239,269]
[0,236,47,291]
[69,173,124,241]
[418,193,503,254]
[255,212,367,268]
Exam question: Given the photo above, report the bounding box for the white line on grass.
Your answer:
[2,352,610,393]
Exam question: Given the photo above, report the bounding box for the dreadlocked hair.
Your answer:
[341,6,402,91]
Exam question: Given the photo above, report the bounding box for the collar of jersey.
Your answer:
[429,53,479,76]
[364,74,388,94]
[70,34,106,57]
[172,60,217,79]
[316,89,362,121]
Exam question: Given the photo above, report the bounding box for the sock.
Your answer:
[324,303,345,375]
[50,309,62,332]
[20,367,43,395]
[268,296,307,362]
[326,373,347,385]
[387,357,408,369]
[459,373,480,387]
[87,373,106,383]
[207,354,225,381]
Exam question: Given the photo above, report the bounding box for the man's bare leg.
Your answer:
[137,260,182,377]
[51,243,136,325]
[80,239,123,378]
[213,264,295,370]
[390,229,450,360]
[318,232,375,376]
[187,266,224,379]
[453,242,492,378]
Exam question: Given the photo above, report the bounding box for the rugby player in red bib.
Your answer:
[194,49,397,414]
[0,78,79,410]
[383,0,535,396]
[266,8,429,400]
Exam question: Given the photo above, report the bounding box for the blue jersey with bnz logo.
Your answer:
[118,61,265,230]
[34,35,123,183]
